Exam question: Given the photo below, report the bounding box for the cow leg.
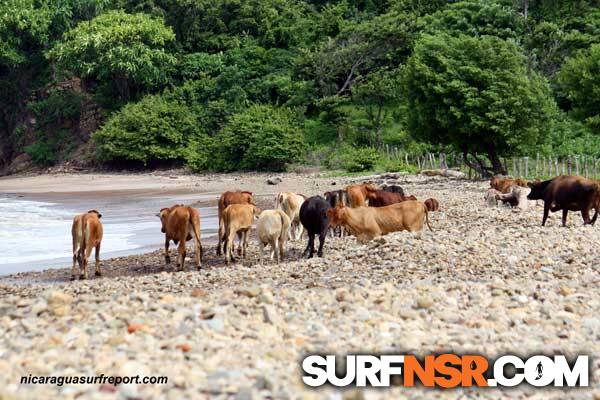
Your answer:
[279,235,285,262]
[303,233,315,258]
[217,218,223,256]
[317,229,327,257]
[226,232,235,264]
[72,238,79,281]
[81,246,93,279]
[541,203,550,226]
[94,242,102,276]
[270,239,276,262]
[164,237,171,265]
[581,207,592,225]
[178,241,186,271]
[591,209,599,225]
[236,232,243,256]
[562,209,569,227]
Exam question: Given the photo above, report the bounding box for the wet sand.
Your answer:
[0,171,333,276]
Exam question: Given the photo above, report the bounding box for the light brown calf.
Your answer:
[223,203,261,264]
[326,201,431,243]
[217,191,254,255]
[275,191,305,240]
[346,183,378,207]
[158,204,202,271]
[71,210,103,280]
[257,209,291,263]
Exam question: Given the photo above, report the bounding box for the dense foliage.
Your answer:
[1,0,599,173]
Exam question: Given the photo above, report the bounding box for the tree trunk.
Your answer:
[486,144,506,175]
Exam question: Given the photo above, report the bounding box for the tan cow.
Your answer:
[326,201,431,243]
[346,183,378,207]
[71,210,103,280]
[158,204,202,271]
[257,209,291,263]
[275,191,305,240]
[217,191,255,255]
[223,203,261,264]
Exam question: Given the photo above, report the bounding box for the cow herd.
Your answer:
[487,175,600,226]
[69,183,438,280]
[69,174,600,280]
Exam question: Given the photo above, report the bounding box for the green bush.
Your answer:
[215,104,305,171]
[24,131,67,166]
[378,157,419,174]
[93,94,212,168]
[328,146,380,172]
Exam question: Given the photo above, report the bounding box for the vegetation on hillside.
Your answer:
[1,0,599,174]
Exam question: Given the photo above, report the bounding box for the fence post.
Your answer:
[524,157,529,178]
[575,155,580,176]
[535,153,539,177]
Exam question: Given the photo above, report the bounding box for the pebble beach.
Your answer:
[1,173,599,399]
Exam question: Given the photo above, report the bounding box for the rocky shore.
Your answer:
[1,175,600,399]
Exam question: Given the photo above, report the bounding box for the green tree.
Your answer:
[48,10,176,101]
[352,69,401,148]
[93,94,211,167]
[404,34,556,174]
[558,44,600,133]
[423,0,525,41]
[215,104,306,171]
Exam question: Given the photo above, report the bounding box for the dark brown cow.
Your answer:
[424,198,440,212]
[366,190,417,207]
[158,205,203,271]
[527,175,600,226]
[217,191,254,255]
[71,210,103,280]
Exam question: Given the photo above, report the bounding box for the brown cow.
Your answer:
[346,183,378,207]
[366,189,417,207]
[527,175,600,226]
[217,191,254,255]
[158,205,202,271]
[223,203,261,264]
[326,201,431,243]
[71,210,103,280]
[424,198,440,212]
[490,176,528,194]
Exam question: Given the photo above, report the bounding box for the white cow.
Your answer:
[257,209,291,263]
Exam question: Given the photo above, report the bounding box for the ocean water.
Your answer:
[0,195,218,275]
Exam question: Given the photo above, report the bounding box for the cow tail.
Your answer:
[190,211,202,258]
[424,204,432,231]
[81,214,88,259]
[280,210,291,243]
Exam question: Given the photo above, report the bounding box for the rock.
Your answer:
[335,288,349,302]
[176,343,192,352]
[127,324,145,334]
[191,288,208,297]
[45,291,73,316]
[416,296,434,309]
[267,177,282,185]
[236,286,262,298]
[262,305,282,325]
[558,286,573,296]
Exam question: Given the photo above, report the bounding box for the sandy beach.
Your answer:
[1,172,599,399]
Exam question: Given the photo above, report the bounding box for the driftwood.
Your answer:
[420,169,466,179]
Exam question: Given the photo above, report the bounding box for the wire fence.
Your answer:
[381,145,600,180]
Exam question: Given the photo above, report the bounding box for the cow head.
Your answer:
[490,176,500,190]
[252,205,262,219]
[326,203,346,227]
[157,207,170,233]
[87,209,102,218]
[527,179,550,200]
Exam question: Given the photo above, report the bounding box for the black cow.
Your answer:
[528,175,600,226]
[382,184,405,196]
[299,196,331,258]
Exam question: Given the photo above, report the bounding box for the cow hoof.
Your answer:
[79,274,87,280]
[165,256,171,264]
[95,271,102,277]
[70,275,77,281]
